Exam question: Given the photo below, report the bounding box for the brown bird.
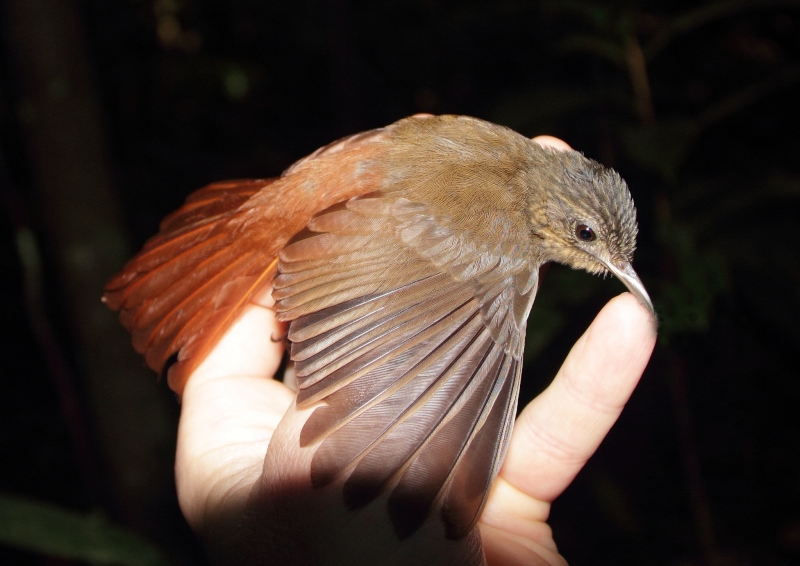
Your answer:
[104,114,653,556]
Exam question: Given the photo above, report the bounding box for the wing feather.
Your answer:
[387,343,511,539]
[441,357,520,539]
[274,191,538,540]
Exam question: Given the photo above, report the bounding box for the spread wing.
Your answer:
[273,193,538,540]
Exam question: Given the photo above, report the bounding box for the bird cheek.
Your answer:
[584,246,608,275]
[571,252,599,274]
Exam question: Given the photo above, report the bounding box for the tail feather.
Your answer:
[127,249,254,353]
[159,179,264,233]
[104,179,281,394]
[116,232,230,315]
[141,252,266,352]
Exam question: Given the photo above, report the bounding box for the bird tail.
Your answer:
[104,126,389,395]
[103,179,281,395]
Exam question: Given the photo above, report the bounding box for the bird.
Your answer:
[104,114,653,561]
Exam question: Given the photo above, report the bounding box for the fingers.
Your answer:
[532,135,572,152]
[480,478,566,566]
[176,294,294,531]
[500,293,657,503]
[187,297,285,385]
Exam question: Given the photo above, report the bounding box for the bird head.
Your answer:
[526,148,655,316]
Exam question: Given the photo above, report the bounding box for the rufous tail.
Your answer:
[103,179,281,395]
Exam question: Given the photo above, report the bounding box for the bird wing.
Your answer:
[273,193,538,541]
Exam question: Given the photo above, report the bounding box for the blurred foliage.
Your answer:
[0,494,169,565]
[504,0,800,349]
[2,0,799,565]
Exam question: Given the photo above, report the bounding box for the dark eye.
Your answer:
[576,224,596,242]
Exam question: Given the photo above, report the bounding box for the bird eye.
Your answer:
[576,224,596,242]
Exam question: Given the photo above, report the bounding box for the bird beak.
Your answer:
[603,260,656,318]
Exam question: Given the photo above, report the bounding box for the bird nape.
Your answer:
[103,114,653,558]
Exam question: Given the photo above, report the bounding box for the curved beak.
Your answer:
[604,260,656,318]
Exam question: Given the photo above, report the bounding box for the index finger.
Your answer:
[502,293,657,502]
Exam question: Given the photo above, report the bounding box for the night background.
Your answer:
[1,0,799,564]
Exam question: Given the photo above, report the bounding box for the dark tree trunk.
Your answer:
[2,0,180,549]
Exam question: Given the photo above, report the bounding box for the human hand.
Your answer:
[174,287,656,565]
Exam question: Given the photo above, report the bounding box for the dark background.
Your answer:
[1,0,799,564]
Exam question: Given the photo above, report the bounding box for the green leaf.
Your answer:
[593,474,640,534]
[0,494,170,566]
[679,174,800,235]
[541,0,637,39]
[541,0,614,32]
[654,221,730,340]
[645,0,800,60]
[525,266,618,360]
[557,33,627,67]
[490,87,598,133]
[620,119,699,183]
